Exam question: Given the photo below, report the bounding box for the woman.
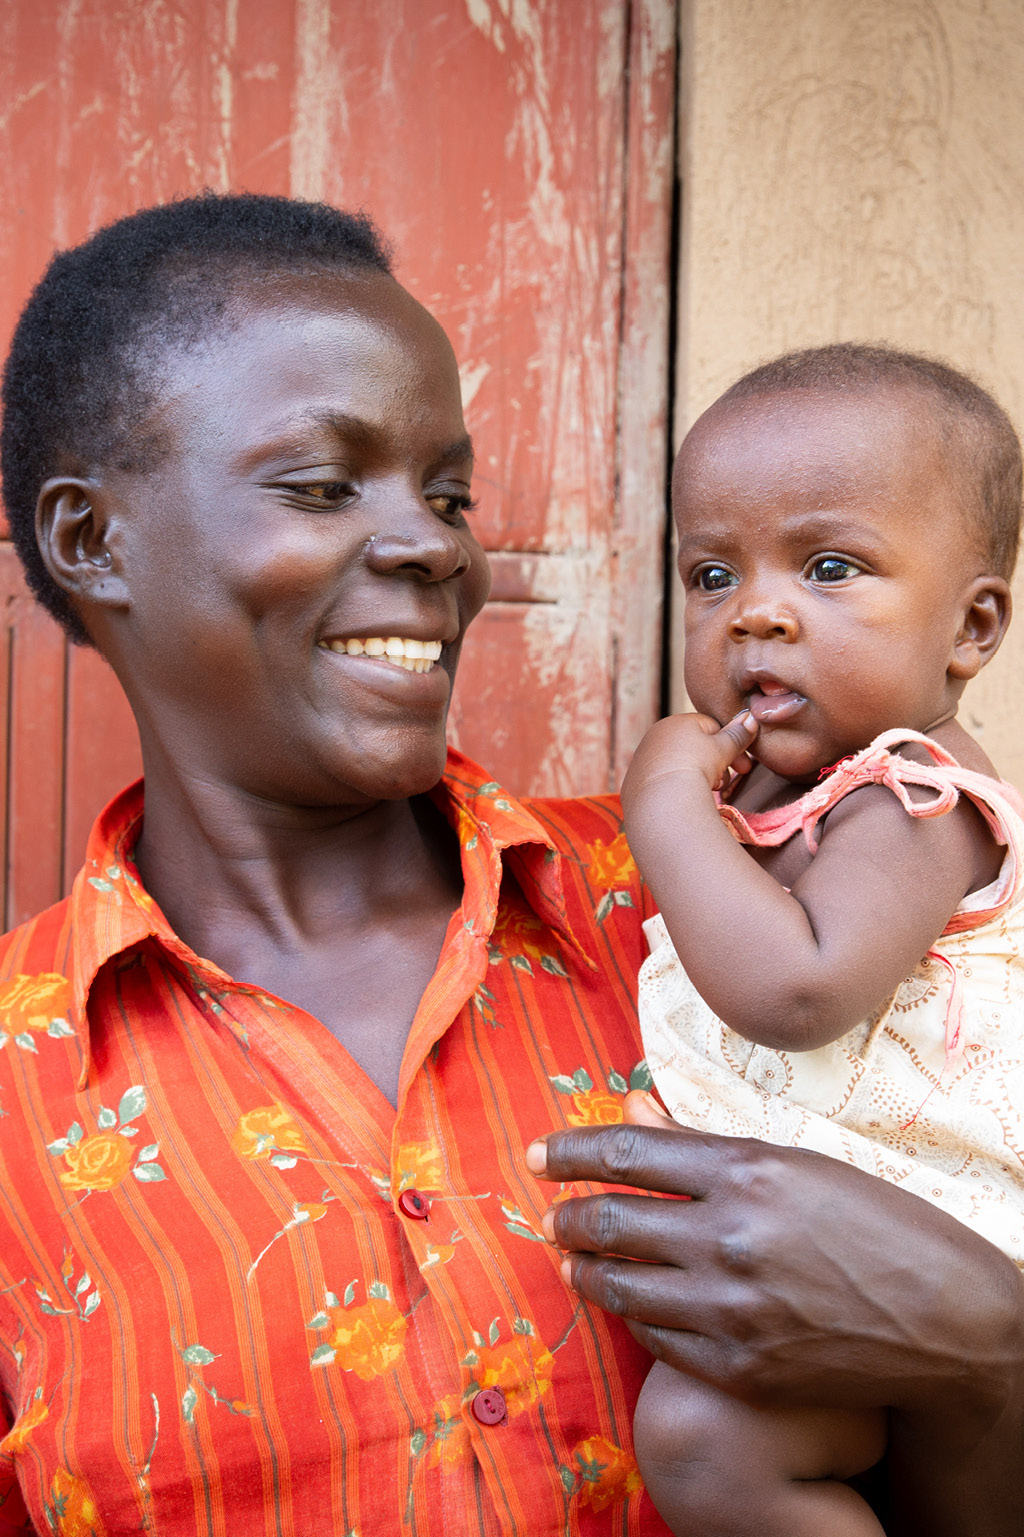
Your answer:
[0,194,1019,1536]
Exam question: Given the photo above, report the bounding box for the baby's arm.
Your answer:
[621,712,997,1050]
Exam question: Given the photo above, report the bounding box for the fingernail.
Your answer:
[559,1256,575,1288]
[540,1208,556,1243]
[525,1138,548,1174]
[743,711,757,731]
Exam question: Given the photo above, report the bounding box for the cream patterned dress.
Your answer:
[640,730,1024,1266]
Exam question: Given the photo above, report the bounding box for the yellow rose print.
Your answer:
[567,1090,624,1126]
[473,1329,553,1417]
[59,1133,133,1192]
[490,905,547,961]
[586,832,635,889]
[573,1435,643,1512]
[0,1393,48,1454]
[329,1296,407,1381]
[0,972,72,1034]
[231,1104,309,1160]
[427,1393,472,1467]
[395,1141,444,1192]
[46,1467,106,1537]
[309,1282,408,1381]
[49,1085,166,1192]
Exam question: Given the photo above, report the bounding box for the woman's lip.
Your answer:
[748,687,806,724]
[315,645,452,700]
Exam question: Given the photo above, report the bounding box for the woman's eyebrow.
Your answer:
[233,418,474,473]
[428,434,475,467]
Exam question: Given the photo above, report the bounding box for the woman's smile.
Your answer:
[313,633,453,703]
[315,635,445,672]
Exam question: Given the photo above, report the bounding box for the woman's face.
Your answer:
[90,270,490,806]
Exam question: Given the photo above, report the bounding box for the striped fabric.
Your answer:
[0,750,670,1536]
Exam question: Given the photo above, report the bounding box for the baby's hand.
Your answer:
[621,710,758,813]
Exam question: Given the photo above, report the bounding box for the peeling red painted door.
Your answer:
[0,0,676,924]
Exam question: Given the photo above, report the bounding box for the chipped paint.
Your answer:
[290,0,335,199]
[465,0,507,53]
[458,359,492,413]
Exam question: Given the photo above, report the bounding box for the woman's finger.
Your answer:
[624,1318,735,1384]
[622,1089,673,1127]
[544,1189,703,1266]
[560,1252,707,1326]
[526,1120,747,1200]
[563,1258,776,1404]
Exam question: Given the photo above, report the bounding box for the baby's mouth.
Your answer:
[746,679,807,724]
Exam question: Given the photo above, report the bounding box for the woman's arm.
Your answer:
[526,1103,1024,1537]
[622,712,993,1048]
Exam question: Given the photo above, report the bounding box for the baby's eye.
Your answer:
[808,556,860,583]
[695,564,737,592]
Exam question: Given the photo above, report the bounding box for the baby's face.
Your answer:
[675,387,983,781]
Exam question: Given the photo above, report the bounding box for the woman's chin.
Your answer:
[322,730,452,805]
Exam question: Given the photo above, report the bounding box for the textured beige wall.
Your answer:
[674,0,1024,785]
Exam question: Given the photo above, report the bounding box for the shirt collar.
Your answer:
[65,750,592,1083]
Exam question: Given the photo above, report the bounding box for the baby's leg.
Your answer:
[634,1360,887,1536]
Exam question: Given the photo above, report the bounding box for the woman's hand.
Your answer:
[526,1093,1024,1533]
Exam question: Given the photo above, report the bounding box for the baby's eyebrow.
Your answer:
[775,511,892,547]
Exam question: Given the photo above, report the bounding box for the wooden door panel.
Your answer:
[63,643,144,896]
[5,555,66,927]
[0,548,142,928]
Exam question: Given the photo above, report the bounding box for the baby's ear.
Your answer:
[948,575,1012,680]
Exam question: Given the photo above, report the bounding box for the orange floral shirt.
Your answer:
[0,751,668,1536]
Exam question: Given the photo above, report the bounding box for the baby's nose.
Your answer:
[727,602,799,641]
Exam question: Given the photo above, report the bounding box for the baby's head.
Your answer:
[674,343,1022,781]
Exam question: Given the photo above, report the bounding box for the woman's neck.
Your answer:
[131,739,461,968]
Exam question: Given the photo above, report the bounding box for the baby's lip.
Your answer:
[744,676,807,724]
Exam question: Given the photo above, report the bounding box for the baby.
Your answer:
[621,343,1024,1536]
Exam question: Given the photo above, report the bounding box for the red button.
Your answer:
[397,1188,430,1221]
[470,1388,507,1426]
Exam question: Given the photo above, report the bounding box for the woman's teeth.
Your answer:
[316,636,443,672]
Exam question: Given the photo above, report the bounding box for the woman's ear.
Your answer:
[35,478,131,617]
[948,575,1012,681]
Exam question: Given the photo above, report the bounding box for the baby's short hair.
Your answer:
[717,342,1023,580]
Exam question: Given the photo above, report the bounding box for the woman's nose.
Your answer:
[362,504,470,584]
[727,600,799,642]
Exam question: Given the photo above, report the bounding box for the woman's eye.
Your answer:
[695,565,736,592]
[809,556,859,582]
[425,492,478,522]
[278,480,353,506]
[299,482,350,503]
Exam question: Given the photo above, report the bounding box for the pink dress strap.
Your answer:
[718,727,1011,861]
[715,728,1024,1070]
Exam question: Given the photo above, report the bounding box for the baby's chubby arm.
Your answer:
[621,712,992,1050]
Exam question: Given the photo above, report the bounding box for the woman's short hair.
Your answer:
[1,192,393,643]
